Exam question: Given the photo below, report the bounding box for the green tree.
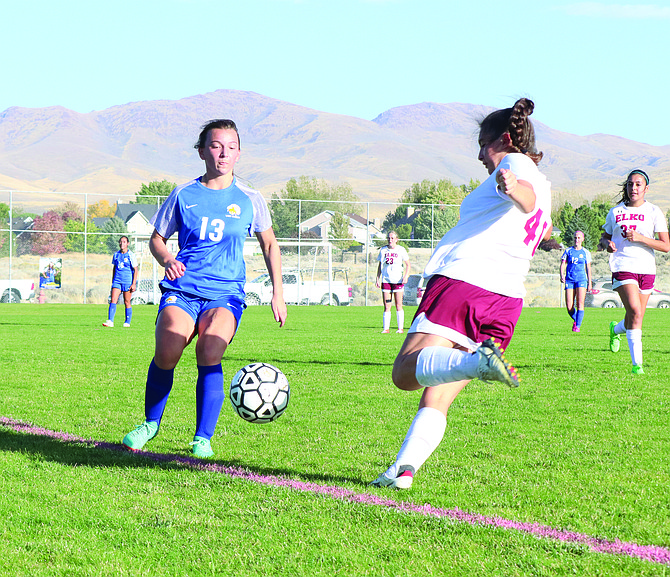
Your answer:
[328,211,353,249]
[554,200,612,251]
[382,178,478,237]
[133,180,176,204]
[0,202,9,224]
[270,176,359,240]
[100,217,130,253]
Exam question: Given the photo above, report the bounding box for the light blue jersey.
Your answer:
[151,177,272,300]
[112,250,137,286]
[561,246,591,283]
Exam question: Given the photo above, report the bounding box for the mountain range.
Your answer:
[1,89,669,212]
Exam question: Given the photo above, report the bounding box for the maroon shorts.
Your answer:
[612,272,655,293]
[381,282,405,293]
[410,275,522,350]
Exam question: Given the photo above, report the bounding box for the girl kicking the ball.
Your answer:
[603,169,669,374]
[122,119,286,458]
[371,98,552,489]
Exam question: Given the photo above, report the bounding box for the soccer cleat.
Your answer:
[381,329,390,334]
[609,321,621,353]
[190,436,214,458]
[122,421,159,451]
[123,323,131,328]
[369,465,415,490]
[102,320,114,328]
[476,338,520,388]
[396,329,404,334]
[632,365,645,375]
[572,325,580,333]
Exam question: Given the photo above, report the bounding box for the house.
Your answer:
[113,204,159,236]
[298,210,384,245]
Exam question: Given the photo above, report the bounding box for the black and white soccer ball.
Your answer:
[230,363,290,424]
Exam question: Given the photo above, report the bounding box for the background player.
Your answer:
[603,169,669,374]
[103,235,137,328]
[376,231,411,333]
[371,98,552,489]
[559,230,592,332]
[122,119,287,458]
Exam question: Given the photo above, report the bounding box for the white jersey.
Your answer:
[377,245,409,283]
[423,153,552,298]
[603,201,668,274]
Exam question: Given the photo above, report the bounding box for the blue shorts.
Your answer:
[112,281,133,292]
[158,290,246,332]
[564,279,588,290]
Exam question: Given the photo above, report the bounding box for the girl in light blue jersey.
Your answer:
[103,236,138,328]
[122,119,287,458]
[559,230,592,332]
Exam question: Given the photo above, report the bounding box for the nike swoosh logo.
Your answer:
[185,204,198,209]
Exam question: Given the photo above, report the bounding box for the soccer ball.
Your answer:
[230,363,290,424]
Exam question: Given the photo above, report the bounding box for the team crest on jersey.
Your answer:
[226,204,241,218]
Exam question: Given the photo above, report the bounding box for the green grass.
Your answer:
[1,304,669,576]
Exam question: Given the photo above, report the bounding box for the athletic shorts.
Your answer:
[112,281,133,292]
[408,275,522,352]
[158,290,246,332]
[381,282,405,293]
[612,272,655,294]
[564,279,588,290]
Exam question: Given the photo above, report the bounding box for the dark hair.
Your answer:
[119,235,129,243]
[193,119,240,149]
[478,98,543,165]
[618,169,650,205]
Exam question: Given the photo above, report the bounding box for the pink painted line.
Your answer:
[2,416,669,566]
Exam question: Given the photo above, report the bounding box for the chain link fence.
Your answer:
[0,189,563,306]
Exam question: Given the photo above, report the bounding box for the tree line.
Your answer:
[6,175,667,258]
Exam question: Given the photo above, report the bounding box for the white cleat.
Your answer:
[476,338,520,387]
[369,465,415,489]
[123,323,131,328]
[102,320,114,328]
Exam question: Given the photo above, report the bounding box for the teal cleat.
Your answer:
[123,421,159,452]
[190,436,214,458]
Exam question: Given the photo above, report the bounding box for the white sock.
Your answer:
[385,407,447,478]
[396,310,404,330]
[627,329,643,366]
[415,346,478,386]
[382,312,391,331]
[614,320,626,335]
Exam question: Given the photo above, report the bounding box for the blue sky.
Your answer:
[3,0,669,145]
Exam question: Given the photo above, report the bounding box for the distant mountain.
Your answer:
[1,89,669,210]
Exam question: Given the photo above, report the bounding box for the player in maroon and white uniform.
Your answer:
[603,169,669,374]
[376,231,411,333]
[371,98,552,489]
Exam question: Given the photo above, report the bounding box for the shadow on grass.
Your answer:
[0,425,368,488]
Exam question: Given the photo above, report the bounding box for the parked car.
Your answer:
[0,279,35,303]
[244,268,353,306]
[585,278,670,309]
[402,274,433,306]
[110,278,161,305]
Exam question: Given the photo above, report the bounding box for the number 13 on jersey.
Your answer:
[199,217,226,242]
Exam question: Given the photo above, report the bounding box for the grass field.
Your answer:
[1,304,669,576]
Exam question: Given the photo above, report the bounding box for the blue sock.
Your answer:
[195,364,225,440]
[576,309,584,328]
[125,307,132,325]
[144,360,174,426]
[108,303,117,322]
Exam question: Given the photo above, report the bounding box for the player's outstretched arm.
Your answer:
[256,228,287,327]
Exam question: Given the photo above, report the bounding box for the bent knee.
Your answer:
[392,355,421,391]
